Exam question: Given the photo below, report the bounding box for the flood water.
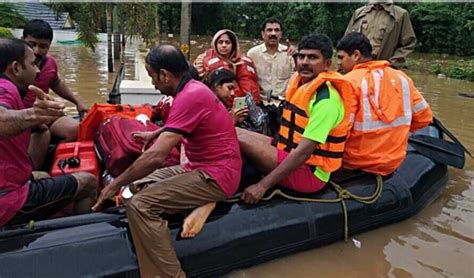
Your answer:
[49,36,473,277]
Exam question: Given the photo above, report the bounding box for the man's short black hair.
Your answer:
[298,33,333,59]
[206,69,236,90]
[336,32,373,58]
[0,38,30,73]
[146,45,189,77]
[23,19,53,42]
[261,17,282,32]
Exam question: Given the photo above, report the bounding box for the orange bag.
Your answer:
[79,103,153,141]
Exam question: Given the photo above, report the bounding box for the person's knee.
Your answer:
[50,116,79,142]
[126,194,152,216]
[62,124,78,142]
[236,127,252,145]
[72,172,96,197]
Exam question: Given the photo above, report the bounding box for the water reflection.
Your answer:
[49,37,473,277]
[49,39,138,114]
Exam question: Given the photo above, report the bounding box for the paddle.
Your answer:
[408,135,465,169]
[432,117,473,158]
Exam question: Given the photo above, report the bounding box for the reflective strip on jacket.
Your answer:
[274,71,355,173]
[343,60,433,176]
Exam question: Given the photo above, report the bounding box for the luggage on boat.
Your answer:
[50,141,100,183]
[95,116,180,178]
[95,116,159,177]
[79,103,153,141]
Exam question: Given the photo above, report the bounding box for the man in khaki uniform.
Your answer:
[345,0,416,68]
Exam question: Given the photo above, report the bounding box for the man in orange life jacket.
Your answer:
[239,33,354,204]
[336,32,433,176]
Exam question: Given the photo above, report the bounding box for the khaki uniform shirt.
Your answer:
[345,3,417,68]
[247,43,295,99]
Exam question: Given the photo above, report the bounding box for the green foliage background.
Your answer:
[2,2,472,57]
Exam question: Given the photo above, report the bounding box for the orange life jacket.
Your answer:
[343,60,433,175]
[202,49,260,105]
[274,71,355,173]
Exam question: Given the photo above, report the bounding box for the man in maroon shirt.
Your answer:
[0,38,96,227]
[93,45,242,278]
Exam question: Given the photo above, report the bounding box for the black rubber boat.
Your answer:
[0,123,464,277]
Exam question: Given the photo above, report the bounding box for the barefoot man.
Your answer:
[92,45,242,278]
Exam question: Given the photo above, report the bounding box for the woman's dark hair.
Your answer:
[298,33,333,59]
[0,38,30,73]
[336,32,373,58]
[145,45,189,76]
[206,69,236,89]
[23,19,53,41]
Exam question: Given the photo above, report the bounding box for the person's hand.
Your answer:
[231,106,248,125]
[92,181,120,211]
[29,85,65,125]
[76,102,89,118]
[37,123,49,132]
[241,182,268,204]
[285,39,297,57]
[132,130,161,152]
[193,53,206,78]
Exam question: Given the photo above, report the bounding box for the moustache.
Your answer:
[297,64,313,72]
[269,36,278,40]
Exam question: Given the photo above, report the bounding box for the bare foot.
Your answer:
[181,202,216,238]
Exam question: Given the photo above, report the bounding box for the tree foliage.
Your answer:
[0,27,14,38]
[0,4,26,28]
[408,3,474,56]
[50,2,473,57]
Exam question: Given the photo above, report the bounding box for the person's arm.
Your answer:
[241,97,342,203]
[0,86,65,137]
[345,11,358,35]
[0,106,42,137]
[241,138,317,204]
[92,131,183,210]
[52,80,88,113]
[390,11,417,67]
[237,58,261,103]
[410,83,433,132]
[193,53,207,79]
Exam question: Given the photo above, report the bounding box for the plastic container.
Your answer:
[50,141,100,185]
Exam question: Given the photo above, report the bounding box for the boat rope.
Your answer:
[226,174,383,241]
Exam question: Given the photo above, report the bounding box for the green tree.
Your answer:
[409,3,474,56]
[0,27,14,38]
[0,4,26,28]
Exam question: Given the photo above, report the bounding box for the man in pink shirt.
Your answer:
[93,45,242,278]
[22,20,88,170]
[0,38,96,227]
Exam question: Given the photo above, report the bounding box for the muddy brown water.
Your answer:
[49,38,473,277]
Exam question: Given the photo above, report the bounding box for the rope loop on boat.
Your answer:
[227,174,383,241]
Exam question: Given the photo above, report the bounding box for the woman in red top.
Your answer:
[194,29,260,107]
